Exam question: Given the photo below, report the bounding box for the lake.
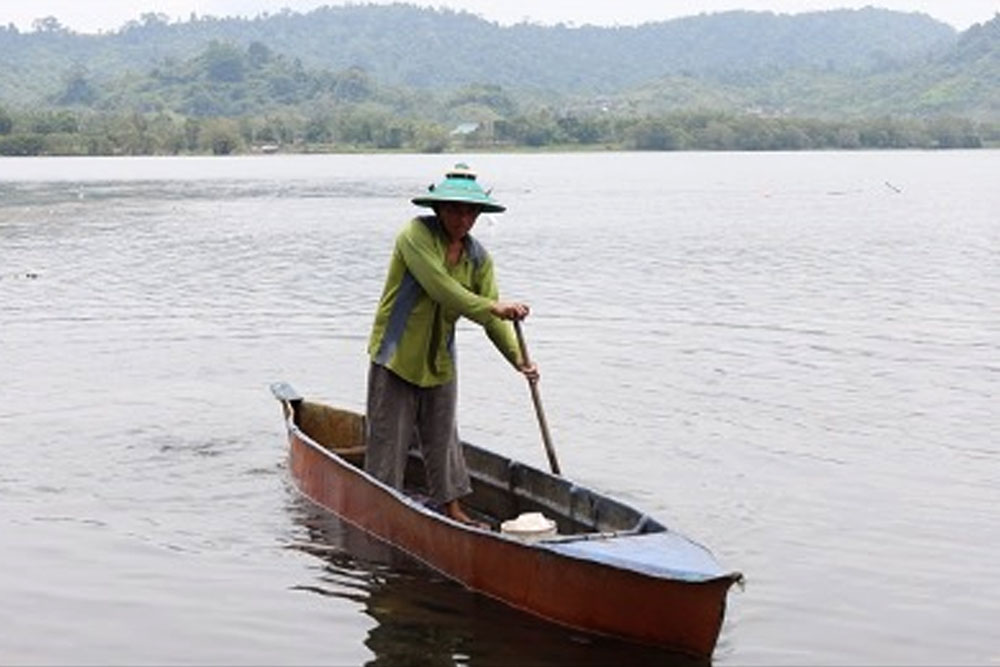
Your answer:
[1,151,998,665]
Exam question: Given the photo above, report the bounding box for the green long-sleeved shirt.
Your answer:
[368,216,522,387]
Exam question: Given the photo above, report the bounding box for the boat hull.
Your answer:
[285,418,737,658]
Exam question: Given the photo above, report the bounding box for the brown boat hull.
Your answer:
[286,424,737,658]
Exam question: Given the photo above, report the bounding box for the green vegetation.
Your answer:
[0,5,996,155]
[0,103,989,156]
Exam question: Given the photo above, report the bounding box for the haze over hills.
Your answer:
[0,6,958,88]
[0,4,996,154]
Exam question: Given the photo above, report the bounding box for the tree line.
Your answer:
[0,104,990,156]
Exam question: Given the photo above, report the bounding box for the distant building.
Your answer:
[450,122,481,136]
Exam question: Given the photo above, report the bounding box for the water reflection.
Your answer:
[285,497,705,667]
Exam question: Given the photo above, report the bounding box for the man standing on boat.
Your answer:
[365,163,538,526]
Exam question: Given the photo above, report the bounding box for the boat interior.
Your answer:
[287,394,665,539]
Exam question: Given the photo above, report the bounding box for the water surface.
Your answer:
[2,151,998,665]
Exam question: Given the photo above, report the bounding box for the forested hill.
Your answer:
[0,4,958,102]
[0,5,996,156]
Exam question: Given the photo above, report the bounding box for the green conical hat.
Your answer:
[412,163,506,213]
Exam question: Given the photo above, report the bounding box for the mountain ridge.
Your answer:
[0,5,964,100]
[0,5,996,155]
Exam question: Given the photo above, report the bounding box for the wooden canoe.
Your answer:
[271,382,742,659]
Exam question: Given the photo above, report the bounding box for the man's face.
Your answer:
[437,202,482,241]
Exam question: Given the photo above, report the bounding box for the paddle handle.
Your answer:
[514,320,561,476]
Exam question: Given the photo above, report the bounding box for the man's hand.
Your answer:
[490,301,530,321]
[519,361,540,384]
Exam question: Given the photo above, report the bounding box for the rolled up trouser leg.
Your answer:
[415,375,472,505]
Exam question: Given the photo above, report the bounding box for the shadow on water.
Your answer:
[285,496,706,667]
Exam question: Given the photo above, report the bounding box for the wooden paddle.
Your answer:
[513,320,561,476]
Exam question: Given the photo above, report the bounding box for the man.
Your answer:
[364,163,537,527]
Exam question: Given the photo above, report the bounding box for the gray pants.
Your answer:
[363,362,472,505]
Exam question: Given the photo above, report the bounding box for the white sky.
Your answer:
[0,0,996,33]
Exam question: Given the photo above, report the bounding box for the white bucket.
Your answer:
[500,512,557,541]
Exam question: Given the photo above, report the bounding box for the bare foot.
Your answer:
[444,500,489,530]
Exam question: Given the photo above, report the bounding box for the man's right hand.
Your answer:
[490,301,530,321]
